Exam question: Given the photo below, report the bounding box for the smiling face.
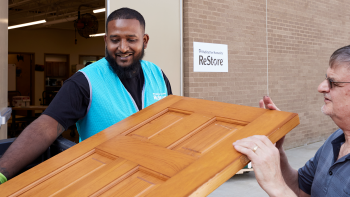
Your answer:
[104,19,149,68]
[318,63,350,125]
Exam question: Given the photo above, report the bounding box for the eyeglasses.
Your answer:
[325,74,350,89]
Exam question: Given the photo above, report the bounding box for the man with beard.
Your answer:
[0,8,171,184]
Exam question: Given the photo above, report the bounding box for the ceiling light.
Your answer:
[8,20,46,29]
[89,33,105,37]
[93,8,105,13]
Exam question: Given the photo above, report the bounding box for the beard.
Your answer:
[105,46,145,80]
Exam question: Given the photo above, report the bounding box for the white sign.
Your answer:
[193,42,228,72]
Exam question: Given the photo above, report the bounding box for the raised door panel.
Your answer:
[18,151,115,197]
[1,95,299,196]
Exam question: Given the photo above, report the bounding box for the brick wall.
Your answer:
[183,0,349,149]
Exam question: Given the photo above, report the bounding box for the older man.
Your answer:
[234,45,350,197]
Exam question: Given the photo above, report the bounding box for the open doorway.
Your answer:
[8,0,106,142]
[8,0,106,104]
[8,52,35,107]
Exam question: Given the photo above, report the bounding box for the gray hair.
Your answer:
[329,45,350,68]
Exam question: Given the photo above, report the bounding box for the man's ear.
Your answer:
[143,34,149,49]
[104,34,107,45]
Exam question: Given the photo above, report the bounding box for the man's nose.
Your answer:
[119,39,129,53]
[318,79,330,93]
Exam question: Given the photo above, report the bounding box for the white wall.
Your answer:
[8,27,105,105]
[109,1,182,96]
[0,1,8,139]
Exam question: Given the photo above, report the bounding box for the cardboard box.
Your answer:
[12,96,30,107]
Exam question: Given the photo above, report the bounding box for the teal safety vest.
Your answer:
[76,58,168,142]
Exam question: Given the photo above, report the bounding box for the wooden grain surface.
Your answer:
[96,136,195,177]
[1,95,184,196]
[0,95,299,197]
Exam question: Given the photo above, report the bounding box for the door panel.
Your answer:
[98,169,165,197]
[134,113,214,147]
[128,110,191,141]
[54,158,139,196]
[20,153,114,197]
[172,120,244,157]
[1,95,299,196]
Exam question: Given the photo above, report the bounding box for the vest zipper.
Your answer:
[125,90,139,112]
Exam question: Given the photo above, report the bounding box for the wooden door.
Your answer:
[45,62,67,78]
[58,62,67,77]
[1,95,299,196]
[45,62,53,77]
[52,62,59,77]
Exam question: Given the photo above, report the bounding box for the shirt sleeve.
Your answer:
[162,71,172,95]
[298,144,324,195]
[42,72,90,130]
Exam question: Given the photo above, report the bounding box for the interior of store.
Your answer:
[7,0,106,142]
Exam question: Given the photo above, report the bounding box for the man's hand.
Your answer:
[259,96,285,150]
[0,115,64,180]
[231,96,301,196]
[230,96,298,196]
[259,96,280,111]
[233,135,296,197]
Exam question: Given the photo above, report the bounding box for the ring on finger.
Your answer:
[253,146,259,153]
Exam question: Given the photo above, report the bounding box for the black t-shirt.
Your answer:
[43,68,172,130]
